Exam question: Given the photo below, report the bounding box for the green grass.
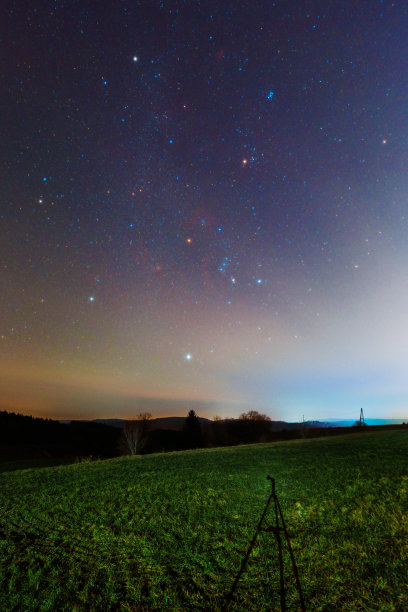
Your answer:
[1,429,408,611]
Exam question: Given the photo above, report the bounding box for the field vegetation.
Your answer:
[1,429,408,610]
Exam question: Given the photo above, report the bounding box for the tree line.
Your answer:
[4,409,361,462]
[120,410,273,455]
[1,409,275,460]
[0,411,120,460]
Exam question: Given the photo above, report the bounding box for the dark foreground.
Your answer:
[1,429,407,610]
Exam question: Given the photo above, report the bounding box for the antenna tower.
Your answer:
[359,407,365,427]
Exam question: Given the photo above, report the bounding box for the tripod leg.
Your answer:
[273,495,286,612]
[276,497,306,612]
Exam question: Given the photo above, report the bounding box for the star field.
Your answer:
[2,1,408,420]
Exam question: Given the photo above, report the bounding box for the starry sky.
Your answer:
[2,0,408,422]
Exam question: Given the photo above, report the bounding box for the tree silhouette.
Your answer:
[238,410,271,443]
[239,410,270,422]
[183,410,203,448]
[120,412,152,455]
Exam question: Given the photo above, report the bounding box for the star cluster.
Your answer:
[2,1,408,420]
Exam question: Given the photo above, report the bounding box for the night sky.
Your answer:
[2,1,408,421]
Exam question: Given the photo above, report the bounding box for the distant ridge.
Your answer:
[91,416,212,431]
[89,417,347,431]
[65,417,407,431]
[90,417,307,431]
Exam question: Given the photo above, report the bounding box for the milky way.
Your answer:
[2,1,408,421]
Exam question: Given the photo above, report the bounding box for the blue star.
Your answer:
[267,90,274,100]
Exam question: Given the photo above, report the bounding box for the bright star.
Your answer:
[89,296,95,302]
[185,353,192,361]
[133,56,138,62]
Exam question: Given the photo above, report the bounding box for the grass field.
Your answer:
[1,429,408,611]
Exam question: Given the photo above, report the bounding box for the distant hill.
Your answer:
[90,417,408,431]
[91,416,212,430]
[90,417,315,431]
[89,417,333,431]
[89,417,321,430]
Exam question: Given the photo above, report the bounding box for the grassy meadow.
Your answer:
[1,429,408,611]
